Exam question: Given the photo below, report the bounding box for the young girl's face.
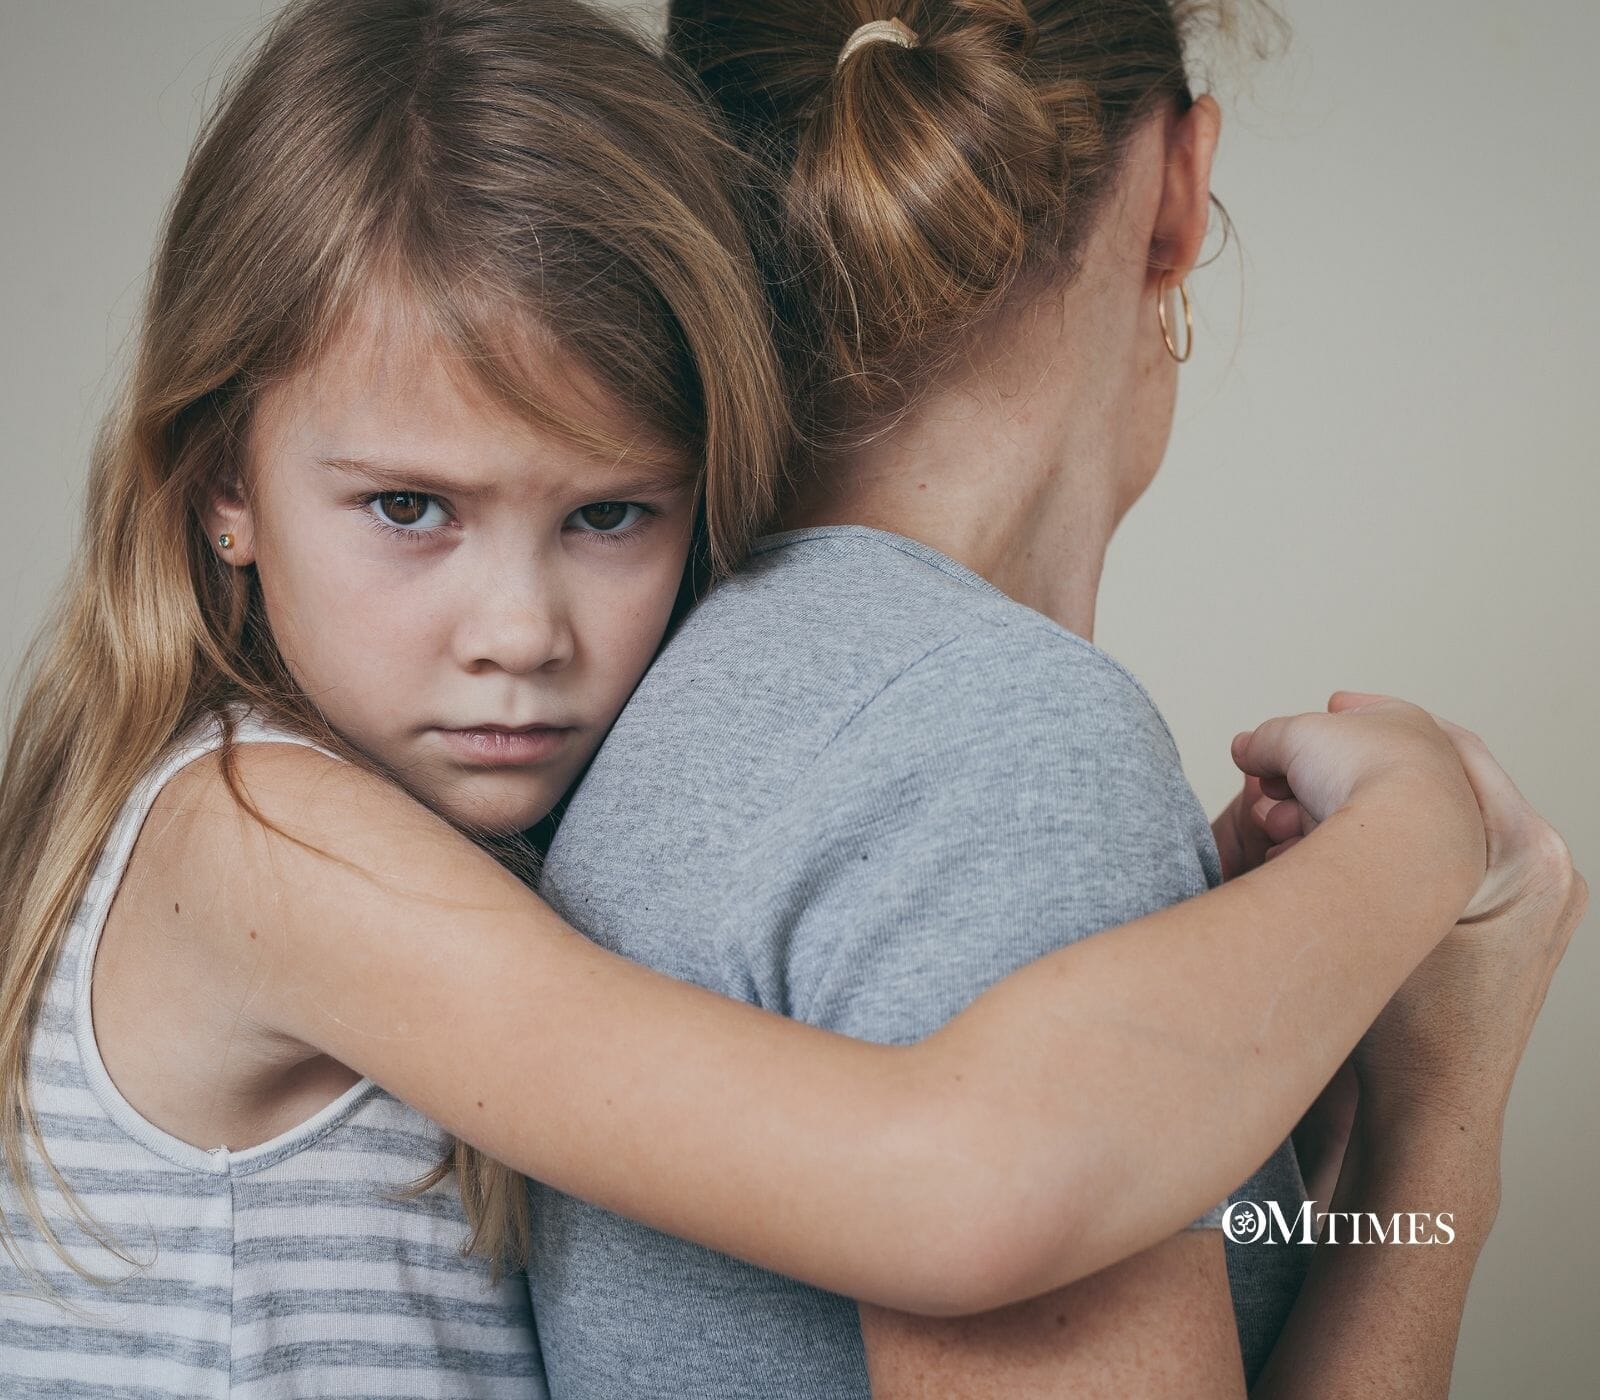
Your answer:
[210,292,696,834]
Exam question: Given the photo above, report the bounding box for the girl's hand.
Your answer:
[1252,692,1586,1125]
[1228,691,1486,898]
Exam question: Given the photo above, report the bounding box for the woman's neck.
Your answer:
[779,294,1144,644]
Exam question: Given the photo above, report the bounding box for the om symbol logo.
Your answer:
[1223,1201,1269,1244]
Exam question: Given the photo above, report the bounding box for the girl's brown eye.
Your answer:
[377,492,431,526]
[578,502,630,531]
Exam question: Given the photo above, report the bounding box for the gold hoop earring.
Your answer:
[1158,278,1194,364]
[218,533,234,550]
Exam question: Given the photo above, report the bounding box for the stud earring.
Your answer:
[1158,277,1194,364]
[218,533,234,550]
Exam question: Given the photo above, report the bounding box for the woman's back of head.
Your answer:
[667,0,1277,458]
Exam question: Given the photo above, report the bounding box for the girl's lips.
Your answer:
[434,726,574,767]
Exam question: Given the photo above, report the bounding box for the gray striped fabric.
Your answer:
[0,713,546,1397]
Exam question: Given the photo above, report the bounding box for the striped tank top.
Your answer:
[0,711,547,1397]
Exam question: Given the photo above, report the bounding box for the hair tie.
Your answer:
[837,18,920,67]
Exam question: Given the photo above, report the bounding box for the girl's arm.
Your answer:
[143,704,1483,1317]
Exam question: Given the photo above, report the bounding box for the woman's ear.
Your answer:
[202,471,258,567]
[1148,93,1222,287]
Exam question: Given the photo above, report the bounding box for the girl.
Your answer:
[0,0,1575,1395]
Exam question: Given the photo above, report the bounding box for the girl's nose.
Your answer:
[455,569,576,677]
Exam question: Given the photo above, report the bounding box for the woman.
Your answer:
[521,2,1584,1396]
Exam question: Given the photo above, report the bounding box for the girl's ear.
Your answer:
[202,472,258,567]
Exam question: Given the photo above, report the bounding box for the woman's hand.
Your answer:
[1250,691,1586,1130]
[1242,696,1581,1400]
[1342,694,1584,1125]
[1211,771,1279,883]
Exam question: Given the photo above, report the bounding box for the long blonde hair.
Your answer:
[0,0,788,1281]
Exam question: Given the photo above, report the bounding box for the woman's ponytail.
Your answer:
[792,2,1069,422]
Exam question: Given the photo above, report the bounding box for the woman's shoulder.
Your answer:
[816,615,1188,795]
[757,613,1223,907]
[667,523,1180,756]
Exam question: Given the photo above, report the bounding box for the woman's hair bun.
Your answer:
[933,0,1037,60]
[670,0,1205,449]
[787,1,1075,436]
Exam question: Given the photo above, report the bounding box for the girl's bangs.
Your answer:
[310,253,701,489]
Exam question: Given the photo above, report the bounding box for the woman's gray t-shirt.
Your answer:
[528,525,1312,1397]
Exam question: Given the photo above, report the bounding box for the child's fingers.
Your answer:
[1251,795,1308,843]
[1263,836,1304,861]
[1231,715,1316,783]
[1327,689,1390,713]
[1237,760,1290,802]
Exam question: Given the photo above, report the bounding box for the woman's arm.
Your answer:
[1250,1102,1501,1399]
[133,697,1484,1316]
[1248,704,1586,1397]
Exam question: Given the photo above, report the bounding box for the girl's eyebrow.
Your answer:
[314,454,693,500]
[315,455,475,496]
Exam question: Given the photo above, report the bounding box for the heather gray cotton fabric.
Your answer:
[527,525,1313,1397]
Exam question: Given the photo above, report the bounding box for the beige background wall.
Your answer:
[2,1,1594,1392]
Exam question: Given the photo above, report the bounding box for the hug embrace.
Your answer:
[0,1,1585,1397]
